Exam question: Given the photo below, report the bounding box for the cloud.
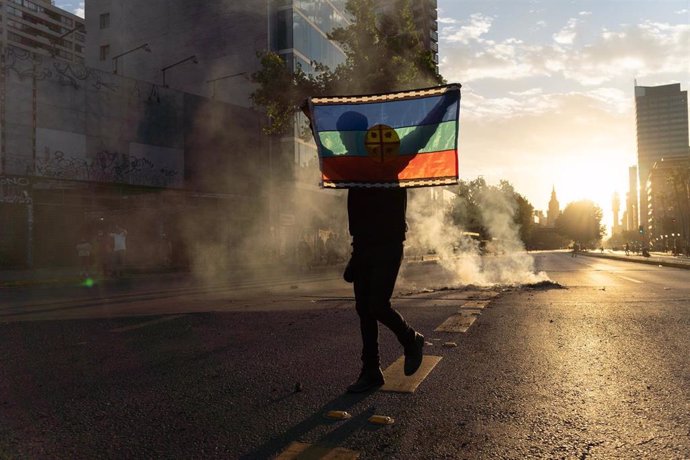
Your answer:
[441,13,493,44]
[564,21,690,84]
[456,89,636,211]
[75,4,85,18]
[553,18,579,45]
[441,19,689,86]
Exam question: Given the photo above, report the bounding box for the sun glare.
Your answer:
[550,155,630,236]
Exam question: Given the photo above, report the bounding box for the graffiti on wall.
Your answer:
[35,147,182,188]
[0,176,32,205]
[6,46,117,93]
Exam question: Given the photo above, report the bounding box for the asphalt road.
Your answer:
[0,252,688,459]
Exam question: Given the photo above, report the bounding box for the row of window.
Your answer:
[293,0,349,35]
[5,3,83,38]
[7,0,74,27]
[7,30,82,62]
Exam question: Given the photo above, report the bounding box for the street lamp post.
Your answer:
[205,72,247,99]
[112,43,151,74]
[161,55,198,88]
[50,23,85,57]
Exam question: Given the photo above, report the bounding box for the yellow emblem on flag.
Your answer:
[365,124,400,163]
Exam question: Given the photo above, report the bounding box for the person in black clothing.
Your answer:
[345,186,424,392]
[303,88,458,392]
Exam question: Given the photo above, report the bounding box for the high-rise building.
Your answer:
[612,192,621,235]
[0,0,85,63]
[645,157,690,248]
[634,83,689,232]
[626,165,638,232]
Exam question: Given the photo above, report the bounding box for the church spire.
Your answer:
[547,186,560,227]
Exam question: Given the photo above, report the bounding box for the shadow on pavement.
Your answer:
[241,391,376,459]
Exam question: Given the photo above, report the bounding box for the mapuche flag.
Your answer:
[307,83,461,188]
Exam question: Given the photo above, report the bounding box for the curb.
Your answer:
[579,251,690,270]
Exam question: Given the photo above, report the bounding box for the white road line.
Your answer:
[617,275,643,284]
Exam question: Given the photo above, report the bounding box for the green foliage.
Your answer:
[250,0,444,134]
[555,200,605,246]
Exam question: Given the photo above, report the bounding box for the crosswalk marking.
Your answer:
[381,355,442,393]
[460,300,490,309]
[435,313,476,332]
[276,441,359,459]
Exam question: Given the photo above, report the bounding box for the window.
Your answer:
[99,44,110,61]
[74,44,83,53]
[99,12,110,29]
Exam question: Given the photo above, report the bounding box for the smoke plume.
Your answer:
[404,184,549,288]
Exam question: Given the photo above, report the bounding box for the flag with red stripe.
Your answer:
[308,84,461,188]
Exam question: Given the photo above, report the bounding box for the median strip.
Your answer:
[381,355,442,393]
[276,441,359,459]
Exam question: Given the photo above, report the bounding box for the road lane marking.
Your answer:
[381,355,442,393]
[460,300,490,309]
[617,275,643,284]
[276,441,359,459]
[435,313,476,332]
[110,315,186,333]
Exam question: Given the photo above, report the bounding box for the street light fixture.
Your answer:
[112,43,151,74]
[161,55,198,88]
[205,72,247,99]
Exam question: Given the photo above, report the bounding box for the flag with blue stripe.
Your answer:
[308,84,461,188]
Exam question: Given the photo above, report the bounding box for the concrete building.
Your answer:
[0,44,268,268]
[645,157,690,251]
[1,0,85,63]
[612,191,621,235]
[625,165,638,232]
[634,83,689,232]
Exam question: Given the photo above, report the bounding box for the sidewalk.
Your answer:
[0,266,188,289]
[579,249,690,269]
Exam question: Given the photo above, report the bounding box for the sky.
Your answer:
[56,0,689,234]
[437,0,690,233]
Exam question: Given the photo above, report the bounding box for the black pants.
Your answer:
[352,242,413,369]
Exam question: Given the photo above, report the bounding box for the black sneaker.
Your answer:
[404,332,425,376]
[346,367,384,393]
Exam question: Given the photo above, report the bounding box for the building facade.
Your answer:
[1,0,85,63]
[645,157,690,252]
[0,44,267,269]
[634,83,689,233]
[625,165,638,232]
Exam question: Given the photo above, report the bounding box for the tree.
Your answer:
[449,178,535,246]
[556,200,605,247]
[250,0,444,134]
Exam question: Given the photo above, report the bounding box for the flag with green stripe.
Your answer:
[307,84,461,188]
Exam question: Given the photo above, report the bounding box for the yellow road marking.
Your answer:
[110,315,186,333]
[381,355,442,393]
[435,313,476,332]
[461,300,490,309]
[276,441,359,459]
